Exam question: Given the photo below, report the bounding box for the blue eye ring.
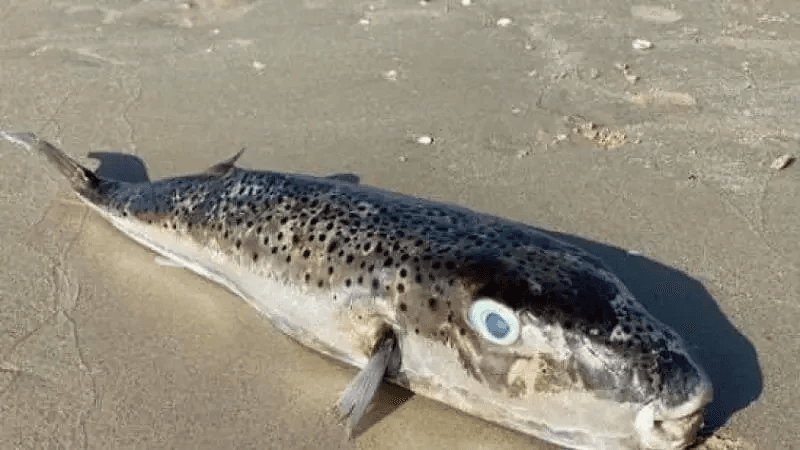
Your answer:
[467,298,520,345]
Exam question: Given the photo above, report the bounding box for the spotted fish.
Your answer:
[2,131,713,449]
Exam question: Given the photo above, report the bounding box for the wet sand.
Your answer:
[1,1,797,448]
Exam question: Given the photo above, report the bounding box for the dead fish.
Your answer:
[2,131,713,449]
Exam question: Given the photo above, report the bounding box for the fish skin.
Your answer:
[2,131,713,449]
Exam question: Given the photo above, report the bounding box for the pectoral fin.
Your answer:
[336,329,399,437]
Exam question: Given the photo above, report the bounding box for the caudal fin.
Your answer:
[1,131,101,194]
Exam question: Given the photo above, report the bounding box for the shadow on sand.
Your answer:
[87,150,763,436]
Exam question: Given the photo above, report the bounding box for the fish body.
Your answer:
[3,132,712,449]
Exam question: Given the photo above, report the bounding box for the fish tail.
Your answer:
[2,131,102,193]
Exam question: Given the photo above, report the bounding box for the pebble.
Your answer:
[632,39,653,50]
[496,18,512,27]
[416,135,434,145]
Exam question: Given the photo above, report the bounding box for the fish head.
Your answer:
[401,248,712,449]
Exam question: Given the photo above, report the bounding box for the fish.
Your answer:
[2,131,713,449]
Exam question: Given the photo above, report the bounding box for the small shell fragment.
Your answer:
[632,39,653,50]
[382,70,398,81]
[770,154,795,171]
[624,72,639,84]
[416,135,434,145]
[252,61,266,70]
[359,18,370,25]
[461,0,472,5]
[496,18,512,27]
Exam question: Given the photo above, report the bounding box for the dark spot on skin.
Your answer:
[328,266,334,275]
[345,278,352,287]
[357,276,363,285]
[305,273,311,282]
[293,235,300,244]
[236,240,242,249]
[399,303,407,312]
[428,298,438,311]
[277,232,284,241]
[415,274,423,283]
[302,249,311,259]
[271,247,278,254]
[415,328,420,335]
[372,278,380,290]
[286,255,292,263]
[252,252,258,261]
[263,236,269,245]
[399,268,408,278]
[363,242,371,252]
[397,283,405,293]
[459,328,466,335]
[447,312,454,323]
[346,254,355,264]
[318,280,324,288]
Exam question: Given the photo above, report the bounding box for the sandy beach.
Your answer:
[1,0,797,448]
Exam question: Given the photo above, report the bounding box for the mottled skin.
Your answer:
[88,156,696,405]
[4,132,712,449]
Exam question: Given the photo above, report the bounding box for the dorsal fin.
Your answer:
[203,148,245,177]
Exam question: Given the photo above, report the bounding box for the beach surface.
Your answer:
[1,1,798,448]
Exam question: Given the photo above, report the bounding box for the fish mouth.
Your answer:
[635,379,713,449]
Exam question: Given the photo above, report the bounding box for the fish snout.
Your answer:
[635,352,713,449]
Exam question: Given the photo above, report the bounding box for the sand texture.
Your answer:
[1,0,798,449]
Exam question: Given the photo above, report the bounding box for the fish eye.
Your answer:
[468,298,520,345]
